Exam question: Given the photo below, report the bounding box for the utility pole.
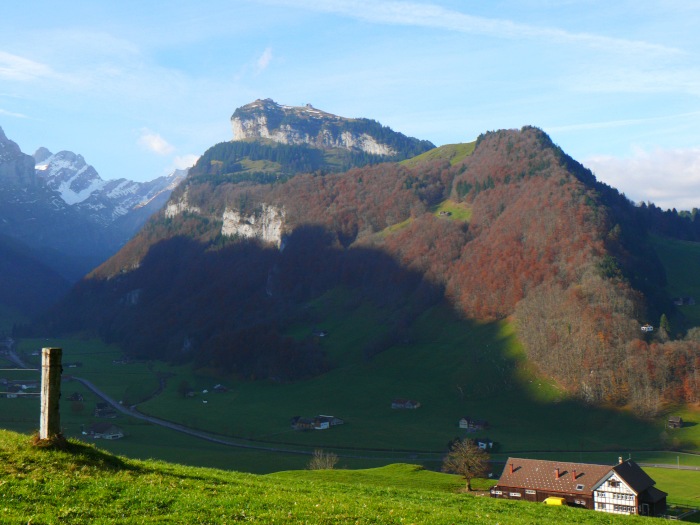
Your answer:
[40,347,62,440]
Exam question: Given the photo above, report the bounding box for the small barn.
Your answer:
[85,422,124,440]
[667,415,684,429]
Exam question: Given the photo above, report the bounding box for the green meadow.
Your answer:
[0,429,669,524]
[400,142,476,168]
[3,293,682,475]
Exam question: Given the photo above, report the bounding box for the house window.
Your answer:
[575,499,585,506]
[492,490,502,495]
[608,480,620,488]
[613,505,633,513]
[575,484,584,491]
[597,502,607,510]
[525,490,536,495]
[509,492,521,497]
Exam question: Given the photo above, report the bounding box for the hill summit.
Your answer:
[231,98,434,157]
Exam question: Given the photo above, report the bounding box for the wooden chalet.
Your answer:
[491,457,666,517]
[667,415,683,429]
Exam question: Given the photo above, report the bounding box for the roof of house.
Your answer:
[496,457,612,495]
[642,486,668,503]
[668,415,683,422]
[610,460,656,493]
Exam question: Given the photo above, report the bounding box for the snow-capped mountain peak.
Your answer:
[34,148,186,226]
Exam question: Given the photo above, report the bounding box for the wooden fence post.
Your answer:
[40,347,62,440]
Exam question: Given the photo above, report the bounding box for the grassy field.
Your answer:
[3,278,699,475]
[0,428,666,524]
[4,295,679,471]
[432,199,473,221]
[644,467,700,507]
[125,301,665,456]
[400,142,476,168]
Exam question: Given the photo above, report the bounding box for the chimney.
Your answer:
[618,456,623,464]
[509,463,514,474]
[572,470,577,480]
[555,468,560,479]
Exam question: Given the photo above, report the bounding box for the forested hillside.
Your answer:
[46,126,700,414]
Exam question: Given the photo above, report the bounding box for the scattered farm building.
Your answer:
[84,422,124,440]
[667,415,684,429]
[459,417,488,431]
[391,399,421,409]
[475,437,494,450]
[491,457,666,517]
[291,415,344,431]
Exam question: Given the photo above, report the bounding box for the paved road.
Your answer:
[73,376,314,456]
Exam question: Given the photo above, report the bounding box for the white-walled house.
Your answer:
[490,457,666,517]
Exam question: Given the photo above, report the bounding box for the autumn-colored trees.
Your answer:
[48,126,700,408]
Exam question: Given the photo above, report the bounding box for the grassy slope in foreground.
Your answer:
[0,430,656,525]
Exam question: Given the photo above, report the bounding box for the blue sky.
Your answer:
[1,1,699,210]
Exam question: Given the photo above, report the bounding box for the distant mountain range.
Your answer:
[34,148,184,229]
[0,125,185,315]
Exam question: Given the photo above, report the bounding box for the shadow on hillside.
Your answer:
[60,439,139,472]
[44,224,666,455]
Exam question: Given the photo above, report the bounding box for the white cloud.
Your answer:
[256,47,273,74]
[138,130,176,156]
[0,107,29,119]
[0,51,55,81]
[266,0,680,56]
[172,154,199,171]
[585,146,700,211]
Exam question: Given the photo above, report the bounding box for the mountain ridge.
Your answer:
[231,98,435,158]
[44,108,700,415]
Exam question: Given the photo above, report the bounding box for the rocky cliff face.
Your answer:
[221,204,285,247]
[0,127,37,188]
[231,99,434,158]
